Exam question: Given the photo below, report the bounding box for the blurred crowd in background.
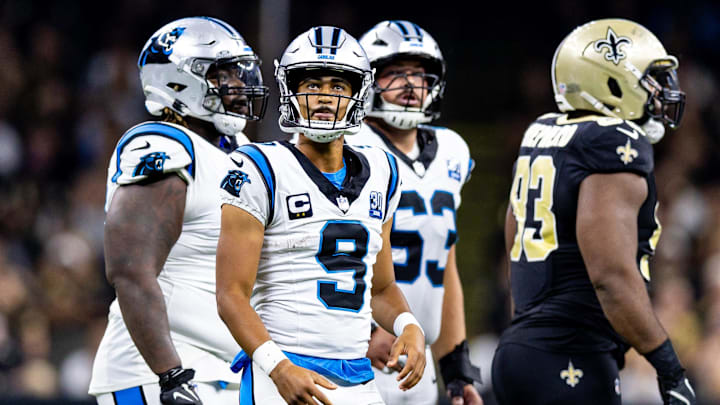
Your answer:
[0,0,718,404]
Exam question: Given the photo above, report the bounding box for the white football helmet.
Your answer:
[360,20,446,129]
[138,17,269,135]
[275,26,373,143]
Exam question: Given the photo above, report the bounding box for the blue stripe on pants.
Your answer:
[113,386,145,405]
[240,364,254,405]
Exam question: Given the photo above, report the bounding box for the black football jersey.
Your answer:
[499,113,661,356]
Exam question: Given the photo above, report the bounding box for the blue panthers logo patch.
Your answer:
[134,152,170,176]
[221,170,251,197]
[138,26,186,67]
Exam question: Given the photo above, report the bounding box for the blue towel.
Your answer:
[231,349,374,386]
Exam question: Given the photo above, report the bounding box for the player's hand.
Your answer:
[447,380,483,405]
[269,359,337,405]
[657,373,696,405]
[387,324,426,391]
[366,326,401,372]
[158,367,203,405]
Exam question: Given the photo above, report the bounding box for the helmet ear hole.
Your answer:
[607,77,622,98]
[167,83,187,92]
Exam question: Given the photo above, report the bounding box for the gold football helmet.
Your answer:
[552,18,685,130]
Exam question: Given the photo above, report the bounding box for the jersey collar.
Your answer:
[366,124,438,177]
[280,141,370,212]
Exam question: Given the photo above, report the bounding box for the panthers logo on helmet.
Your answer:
[138,26,186,66]
[593,27,632,65]
[221,170,251,197]
[134,152,170,176]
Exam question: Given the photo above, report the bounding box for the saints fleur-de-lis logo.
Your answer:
[560,360,584,388]
[594,27,632,65]
[616,139,639,165]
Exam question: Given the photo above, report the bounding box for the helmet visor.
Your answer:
[203,57,269,121]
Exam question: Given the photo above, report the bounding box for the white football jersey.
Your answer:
[346,124,473,344]
[89,122,242,395]
[220,141,401,359]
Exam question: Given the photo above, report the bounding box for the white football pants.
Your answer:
[95,381,239,405]
[244,362,385,404]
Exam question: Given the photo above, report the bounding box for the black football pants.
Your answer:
[492,343,622,405]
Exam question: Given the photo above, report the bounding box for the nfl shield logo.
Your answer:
[336,195,350,213]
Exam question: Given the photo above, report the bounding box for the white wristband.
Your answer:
[252,340,288,376]
[393,312,424,337]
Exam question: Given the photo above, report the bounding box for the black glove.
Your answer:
[158,367,203,405]
[643,339,696,405]
[657,373,696,405]
[439,340,482,398]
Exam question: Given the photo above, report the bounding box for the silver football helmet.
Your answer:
[138,17,269,135]
[360,20,446,129]
[275,26,373,143]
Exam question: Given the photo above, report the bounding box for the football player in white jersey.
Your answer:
[216,26,426,405]
[89,17,268,405]
[346,21,483,405]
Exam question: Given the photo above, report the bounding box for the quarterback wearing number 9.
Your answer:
[492,19,695,405]
[216,26,426,405]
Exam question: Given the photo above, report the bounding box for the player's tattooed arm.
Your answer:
[104,175,186,374]
[576,173,668,353]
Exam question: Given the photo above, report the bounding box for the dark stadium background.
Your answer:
[0,0,718,403]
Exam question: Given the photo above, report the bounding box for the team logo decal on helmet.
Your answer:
[593,27,632,65]
[139,27,186,66]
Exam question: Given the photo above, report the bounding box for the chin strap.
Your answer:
[642,118,666,144]
[580,91,620,118]
[212,114,247,135]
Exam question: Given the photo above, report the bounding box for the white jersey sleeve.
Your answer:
[219,144,275,226]
[430,126,473,210]
[110,122,196,186]
[382,150,402,223]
